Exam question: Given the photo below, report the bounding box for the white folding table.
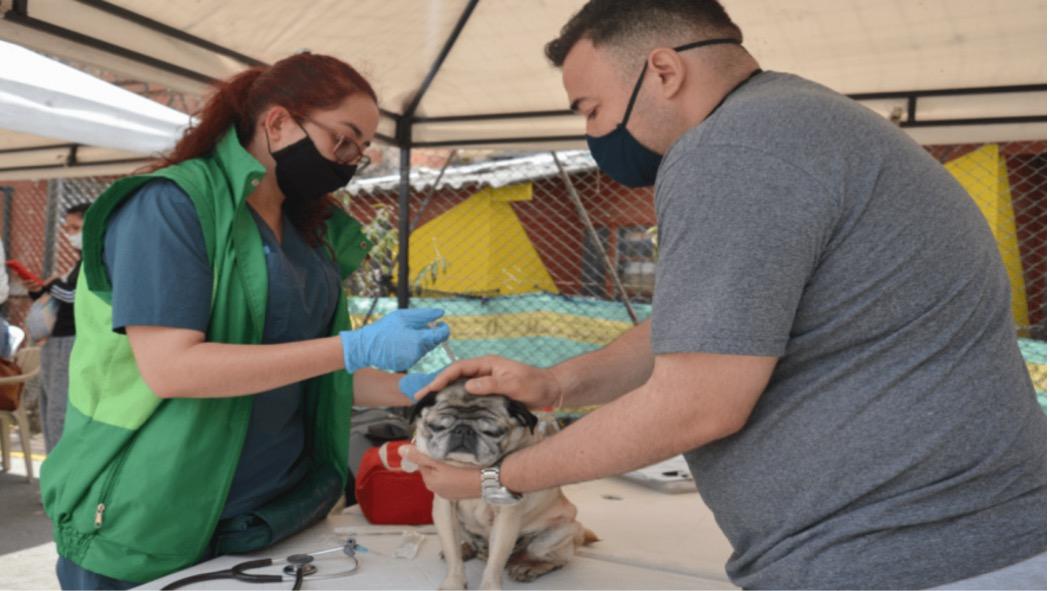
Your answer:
[145,477,736,590]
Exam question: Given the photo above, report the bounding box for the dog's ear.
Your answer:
[410,391,440,424]
[504,397,539,433]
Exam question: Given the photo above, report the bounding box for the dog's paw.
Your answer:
[438,542,477,563]
[506,560,562,582]
[461,541,478,561]
[438,575,467,590]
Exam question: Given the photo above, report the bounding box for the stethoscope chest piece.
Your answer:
[284,553,317,577]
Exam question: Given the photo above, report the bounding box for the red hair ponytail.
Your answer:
[145,53,378,247]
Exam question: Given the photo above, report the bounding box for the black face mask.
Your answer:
[269,129,357,201]
[587,38,745,187]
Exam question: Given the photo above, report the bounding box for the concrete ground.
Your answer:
[1,428,60,590]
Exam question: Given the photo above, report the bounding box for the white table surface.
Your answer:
[145,477,736,590]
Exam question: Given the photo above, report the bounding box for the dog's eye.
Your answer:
[427,423,447,432]
[482,430,503,438]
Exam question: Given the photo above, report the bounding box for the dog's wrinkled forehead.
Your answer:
[437,384,505,412]
[410,379,538,433]
[416,382,510,419]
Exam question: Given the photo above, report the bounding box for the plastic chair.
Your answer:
[0,346,42,483]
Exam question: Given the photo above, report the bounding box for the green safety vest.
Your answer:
[39,127,371,582]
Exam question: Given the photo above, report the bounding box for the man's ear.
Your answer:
[648,47,687,99]
[410,391,440,423]
[504,397,539,433]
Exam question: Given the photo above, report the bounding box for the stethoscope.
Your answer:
[161,536,361,590]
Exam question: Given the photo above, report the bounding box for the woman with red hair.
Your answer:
[39,53,446,589]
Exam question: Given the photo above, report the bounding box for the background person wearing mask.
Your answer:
[29,202,88,452]
[40,52,448,590]
[407,1,1047,589]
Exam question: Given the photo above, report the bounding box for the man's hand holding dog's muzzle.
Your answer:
[414,355,564,410]
[400,445,483,500]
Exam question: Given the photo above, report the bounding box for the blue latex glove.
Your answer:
[399,370,442,400]
[340,308,450,373]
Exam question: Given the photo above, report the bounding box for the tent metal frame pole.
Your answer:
[412,135,585,148]
[397,144,411,309]
[1,186,12,262]
[0,143,76,155]
[43,178,60,277]
[394,0,479,309]
[900,115,1046,128]
[0,158,148,175]
[404,113,1046,148]
[402,0,480,120]
[551,152,639,326]
[3,0,218,86]
[74,0,266,68]
[408,83,1047,124]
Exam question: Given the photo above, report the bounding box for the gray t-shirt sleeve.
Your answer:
[103,179,212,334]
[651,144,837,357]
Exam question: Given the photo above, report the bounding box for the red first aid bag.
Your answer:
[354,440,434,525]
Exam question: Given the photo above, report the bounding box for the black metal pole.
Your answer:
[397,145,411,309]
[1,186,11,262]
[43,178,60,277]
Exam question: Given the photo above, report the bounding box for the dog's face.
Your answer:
[410,380,539,467]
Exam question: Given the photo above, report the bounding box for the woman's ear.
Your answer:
[261,105,294,146]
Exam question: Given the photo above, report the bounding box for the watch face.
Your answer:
[481,466,523,505]
[485,490,523,506]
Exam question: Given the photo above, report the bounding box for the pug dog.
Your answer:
[409,380,597,590]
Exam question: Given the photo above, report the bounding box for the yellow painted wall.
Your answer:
[408,183,558,295]
[945,144,1029,326]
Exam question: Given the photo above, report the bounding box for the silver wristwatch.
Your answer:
[480,463,523,506]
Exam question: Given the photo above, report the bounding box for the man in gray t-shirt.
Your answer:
[652,70,1045,588]
[406,1,1046,588]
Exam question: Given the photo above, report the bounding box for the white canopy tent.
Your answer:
[0,0,1044,305]
[0,0,1044,155]
[0,39,191,180]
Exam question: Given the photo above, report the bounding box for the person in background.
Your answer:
[39,52,447,590]
[29,202,88,452]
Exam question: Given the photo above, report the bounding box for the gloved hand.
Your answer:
[340,308,450,373]
[399,370,442,400]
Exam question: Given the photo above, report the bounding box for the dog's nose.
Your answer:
[451,424,474,438]
[448,424,477,453]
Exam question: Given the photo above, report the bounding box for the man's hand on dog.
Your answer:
[415,355,562,409]
[400,446,483,500]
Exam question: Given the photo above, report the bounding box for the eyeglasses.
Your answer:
[298,116,371,171]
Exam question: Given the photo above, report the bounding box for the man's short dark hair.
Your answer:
[545,0,742,67]
[65,202,91,217]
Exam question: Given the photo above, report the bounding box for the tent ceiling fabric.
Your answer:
[0,0,1045,157]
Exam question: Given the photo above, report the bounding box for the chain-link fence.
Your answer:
[0,140,1044,372]
[344,152,654,372]
[344,140,1047,376]
[925,142,1046,340]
